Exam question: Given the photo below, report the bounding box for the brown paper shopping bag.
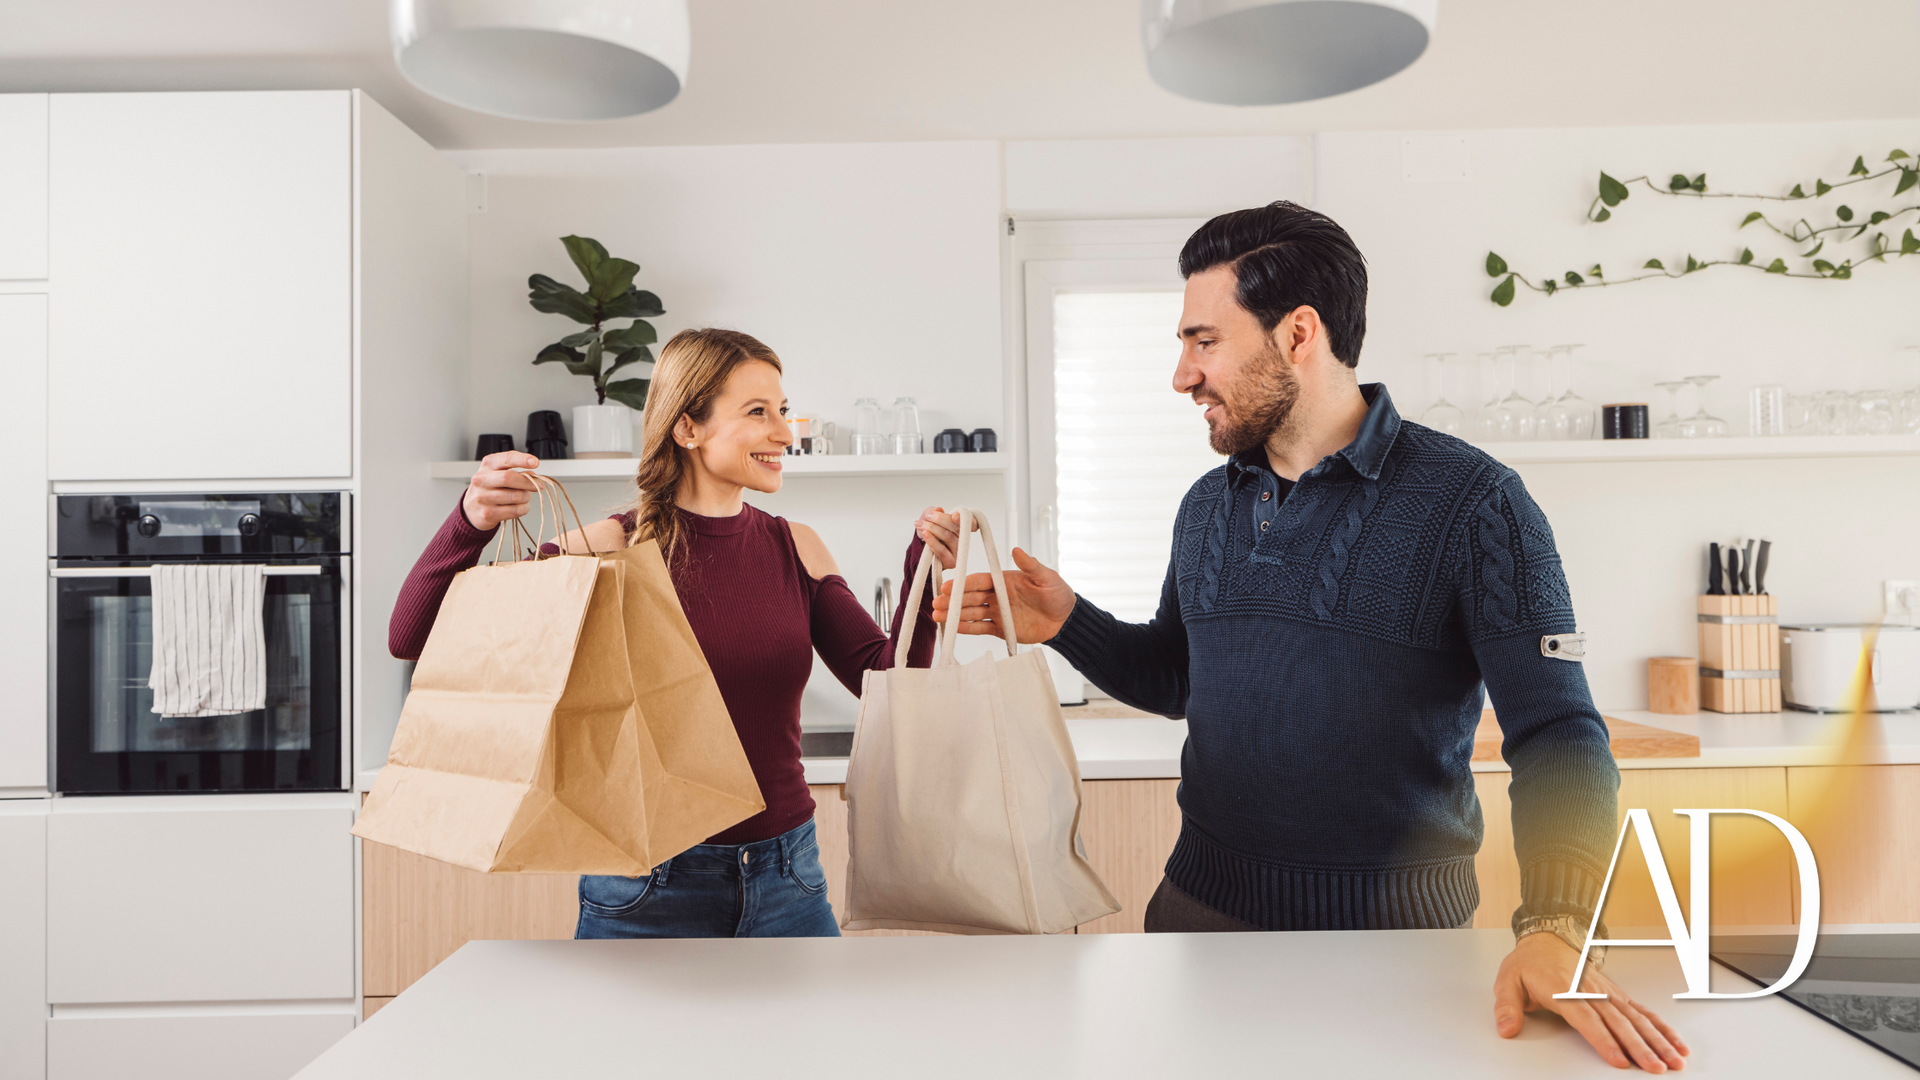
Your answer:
[841,507,1119,934]
[352,477,762,875]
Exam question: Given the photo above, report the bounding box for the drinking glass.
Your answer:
[890,396,923,454]
[1681,375,1727,438]
[1417,353,1466,435]
[1473,352,1503,442]
[1494,349,1537,441]
[1783,392,1814,435]
[1652,381,1687,438]
[1899,346,1920,435]
[852,397,886,454]
[1551,343,1597,438]
[1811,390,1850,436]
[1749,385,1787,436]
[1851,390,1897,436]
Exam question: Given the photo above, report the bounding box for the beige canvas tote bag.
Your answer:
[841,507,1119,934]
[353,475,763,875]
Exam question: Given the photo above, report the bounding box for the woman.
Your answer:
[389,327,966,939]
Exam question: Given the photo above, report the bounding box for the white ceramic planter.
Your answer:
[572,403,636,459]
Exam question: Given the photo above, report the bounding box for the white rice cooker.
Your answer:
[1781,624,1920,713]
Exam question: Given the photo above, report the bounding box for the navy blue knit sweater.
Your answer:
[1048,385,1620,932]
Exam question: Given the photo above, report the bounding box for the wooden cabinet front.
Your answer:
[360,767,1920,1007]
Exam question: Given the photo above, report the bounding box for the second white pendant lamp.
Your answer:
[1141,0,1437,105]
[391,0,690,121]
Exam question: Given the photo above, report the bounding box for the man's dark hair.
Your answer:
[1178,201,1368,368]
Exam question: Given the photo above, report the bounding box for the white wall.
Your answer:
[1005,136,1310,219]
[443,142,1007,726]
[447,141,1004,463]
[1316,121,1920,709]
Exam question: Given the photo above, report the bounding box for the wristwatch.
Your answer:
[1514,912,1607,970]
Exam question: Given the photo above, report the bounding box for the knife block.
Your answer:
[1697,595,1780,713]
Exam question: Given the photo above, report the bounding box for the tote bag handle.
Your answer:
[893,506,1018,669]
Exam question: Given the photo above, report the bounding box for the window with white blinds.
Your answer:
[1052,291,1225,623]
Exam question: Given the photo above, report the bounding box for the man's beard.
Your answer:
[1199,344,1300,456]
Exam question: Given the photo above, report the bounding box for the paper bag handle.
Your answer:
[892,506,1019,669]
[481,472,600,566]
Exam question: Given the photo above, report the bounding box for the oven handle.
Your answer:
[50,566,326,578]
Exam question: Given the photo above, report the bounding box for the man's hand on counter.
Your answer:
[1494,932,1690,1073]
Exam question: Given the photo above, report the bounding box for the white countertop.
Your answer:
[360,705,1920,791]
[793,707,1920,785]
[300,930,1906,1079]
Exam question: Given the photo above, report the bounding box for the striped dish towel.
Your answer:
[148,564,269,718]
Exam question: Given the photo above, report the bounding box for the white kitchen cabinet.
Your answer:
[0,803,48,1080]
[47,91,353,481]
[47,799,355,1003]
[0,294,47,793]
[0,94,48,280]
[48,1013,353,1080]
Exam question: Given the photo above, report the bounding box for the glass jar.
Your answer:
[852,397,885,455]
[890,396,923,454]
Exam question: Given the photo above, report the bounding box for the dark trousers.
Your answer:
[1143,876,1260,933]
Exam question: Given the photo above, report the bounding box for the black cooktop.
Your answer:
[1713,933,1920,1072]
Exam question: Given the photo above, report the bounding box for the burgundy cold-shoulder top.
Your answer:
[389,495,935,845]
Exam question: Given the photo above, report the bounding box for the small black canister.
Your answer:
[474,434,515,460]
[968,428,997,453]
[932,428,971,453]
[1601,403,1650,439]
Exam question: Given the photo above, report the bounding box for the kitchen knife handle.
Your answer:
[1708,542,1724,595]
[1755,539,1771,595]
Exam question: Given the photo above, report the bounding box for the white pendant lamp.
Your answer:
[1141,0,1437,105]
[391,0,690,121]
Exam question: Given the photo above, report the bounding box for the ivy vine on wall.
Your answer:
[1484,146,1920,306]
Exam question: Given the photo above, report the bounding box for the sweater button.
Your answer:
[741,850,751,867]
[1259,520,1269,531]
[1260,491,1271,501]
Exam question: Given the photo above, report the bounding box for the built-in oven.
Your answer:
[51,493,349,794]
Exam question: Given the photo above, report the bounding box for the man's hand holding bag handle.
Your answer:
[841,506,1119,935]
[352,473,763,876]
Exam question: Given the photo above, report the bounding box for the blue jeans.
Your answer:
[575,818,841,939]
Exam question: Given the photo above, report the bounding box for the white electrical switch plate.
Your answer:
[1886,580,1920,622]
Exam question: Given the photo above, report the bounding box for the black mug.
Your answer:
[968,428,998,453]
[1602,404,1650,440]
[932,428,971,454]
[474,434,514,460]
[526,410,569,459]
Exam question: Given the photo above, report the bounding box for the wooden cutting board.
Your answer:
[1475,710,1699,761]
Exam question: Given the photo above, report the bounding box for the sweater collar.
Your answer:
[677,503,755,536]
[1227,383,1402,484]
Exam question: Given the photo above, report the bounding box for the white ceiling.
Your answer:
[1,0,1916,149]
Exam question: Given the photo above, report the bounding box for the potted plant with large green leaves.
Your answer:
[527,235,664,458]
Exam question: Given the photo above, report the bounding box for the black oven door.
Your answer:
[53,558,345,794]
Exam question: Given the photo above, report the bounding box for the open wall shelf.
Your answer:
[1480,434,1920,465]
[428,452,1011,481]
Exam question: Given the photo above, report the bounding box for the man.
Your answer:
[936,202,1689,1072]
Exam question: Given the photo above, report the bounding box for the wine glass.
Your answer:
[1653,381,1687,438]
[1473,352,1504,442]
[1555,345,1597,439]
[1494,348,1537,441]
[1417,353,1466,435]
[1682,375,1727,438]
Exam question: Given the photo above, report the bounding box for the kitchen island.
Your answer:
[357,705,1920,1014]
[307,929,1909,1078]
